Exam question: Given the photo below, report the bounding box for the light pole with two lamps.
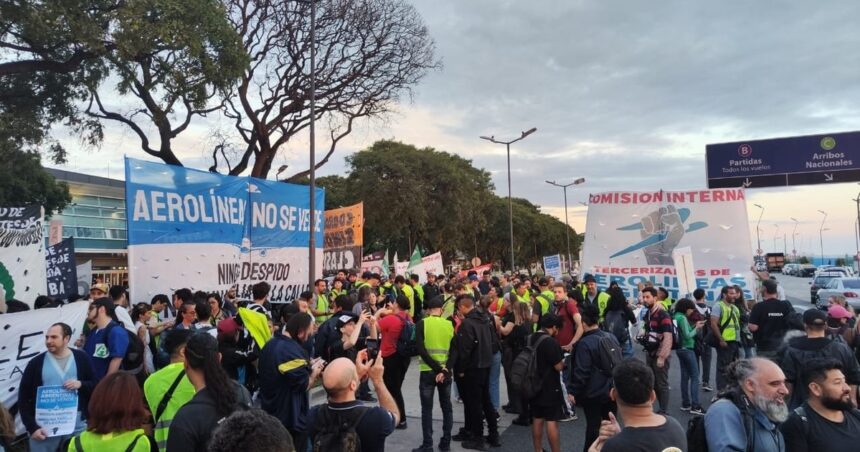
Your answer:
[546,177,586,274]
[480,128,537,273]
[818,209,828,265]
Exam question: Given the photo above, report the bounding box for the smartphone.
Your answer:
[366,338,380,361]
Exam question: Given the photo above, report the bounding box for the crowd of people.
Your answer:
[3,267,860,452]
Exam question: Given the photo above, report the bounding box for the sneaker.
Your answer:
[439,439,451,451]
[495,410,500,421]
[560,413,578,422]
[485,435,501,448]
[690,406,706,415]
[411,447,433,452]
[456,397,464,404]
[680,405,691,411]
[702,384,714,392]
[396,421,408,430]
[453,430,473,442]
[462,439,489,451]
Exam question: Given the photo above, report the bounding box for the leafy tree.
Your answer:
[0,144,71,215]
[214,0,439,178]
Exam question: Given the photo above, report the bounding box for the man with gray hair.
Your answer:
[704,358,788,452]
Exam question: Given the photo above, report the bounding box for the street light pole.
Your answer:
[480,128,537,273]
[818,209,827,265]
[546,177,586,274]
[754,204,764,253]
[790,217,799,261]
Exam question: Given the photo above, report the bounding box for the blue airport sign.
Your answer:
[706,131,860,189]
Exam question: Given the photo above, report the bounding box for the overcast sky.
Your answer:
[53,0,860,259]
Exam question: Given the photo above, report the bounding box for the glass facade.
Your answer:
[51,195,127,250]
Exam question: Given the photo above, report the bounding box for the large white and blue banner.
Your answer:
[125,158,324,303]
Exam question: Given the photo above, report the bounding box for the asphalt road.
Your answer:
[344,275,818,452]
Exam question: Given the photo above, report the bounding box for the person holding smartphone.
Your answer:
[328,311,376,363]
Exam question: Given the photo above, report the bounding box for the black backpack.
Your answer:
[312,404,371,452]
[105,322,145,373]
[603,310,629,345]
[395,314,418,357]
[686,393,753,452]
[594,331,623,376]
[509,334,551,400]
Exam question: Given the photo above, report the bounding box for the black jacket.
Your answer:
[19,349,96,434]
[568,329,614,401]
[449,309,494,372]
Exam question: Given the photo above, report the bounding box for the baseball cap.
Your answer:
[336,312,358,328]
[90,297,115,315]
[583,274,596,283]
[426,295,445,310]
[217,317,239,336]
[803,308,827,326]
[361,271,373,279]
[468,274,479,282]
[90,283,109,294]
[828,304,854,320]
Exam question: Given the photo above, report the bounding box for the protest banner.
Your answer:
[45,238,77,299]
[323,203,363,276]
[543,254,562,279]
[76,261,92,296]
[394,261,409,276]
[125,158,324,303]
[0,206,46,305]
[35,385,78,436]
[457,263,492,279]
[360,251,385,275]
[581,188,754,301]
[0,302,89,434]
[405,252,445,283]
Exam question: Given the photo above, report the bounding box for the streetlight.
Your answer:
[546,177,586,274]
[480,127,537,272]
[853,182,860,266]
[753,204,764,254]
[790,217,799,260]
[292,0,318,287]
[818,210,828,265]
[772,224,780,252]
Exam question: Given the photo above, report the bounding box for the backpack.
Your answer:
[105,323,145,373]
[603,310,629,345]
[395,314,418,357]
[686,392,753,452]
[594,331,623,375]
[312,404,371,452]
[509,334,551,401]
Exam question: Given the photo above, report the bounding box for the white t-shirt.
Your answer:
[114,306,137,333]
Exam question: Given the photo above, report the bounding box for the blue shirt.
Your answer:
[705,398,785,452]
[258,333,310,432]
[83,322,129,381]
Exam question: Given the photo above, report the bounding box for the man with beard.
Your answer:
[705,358,789,452]
[781,358,860,452]
[779,309,860,410]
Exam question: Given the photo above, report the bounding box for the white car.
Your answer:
[815,277,860,312]
[814,266,850,278]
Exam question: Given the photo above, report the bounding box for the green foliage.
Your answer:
[0,144,71,215]
[320,140,577,269]
[799,255,811,264]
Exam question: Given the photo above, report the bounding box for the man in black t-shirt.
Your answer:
[749,279,792,359]
[592,359,687,452]
[530,314,565,452]
[781,358,860,452]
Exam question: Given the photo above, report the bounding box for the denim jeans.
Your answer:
[697,341,712,385]
[419,371,453,448]
[621,338,634,358]
[489,351,501,410]
[676,348,700,407]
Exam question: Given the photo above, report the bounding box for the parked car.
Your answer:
[799,264,817,277]
[809,272,845,304]
[815,276,860,312]
[814,266,850,278]
[782,263,800,276]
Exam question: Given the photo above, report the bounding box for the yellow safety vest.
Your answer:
[419,316,454,372]
[69,429,151,452]
[143,362,196,451]
[314,293,330,323]
[717,300,740,342]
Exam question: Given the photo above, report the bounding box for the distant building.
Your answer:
[46,168,128,286]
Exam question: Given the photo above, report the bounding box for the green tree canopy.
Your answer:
[0,144,71,215]
[316,140,578,269]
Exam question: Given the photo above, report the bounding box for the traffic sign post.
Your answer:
[706,131,860,189]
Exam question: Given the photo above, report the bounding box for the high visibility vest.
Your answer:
[515,292,531,304]
[442,294,456,319]
[69,429,151,452]
[537,290,553,317]
[419,316,454,372]
[413,284,425,306]
[143,362,196,451]
[660,297,673,311]
[717,300,741,342]
[314,293,330,323]
[330,288,346,300]
[401,284,416,317]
